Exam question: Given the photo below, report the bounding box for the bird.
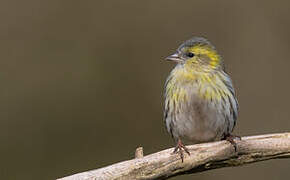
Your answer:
[164,37,240,162]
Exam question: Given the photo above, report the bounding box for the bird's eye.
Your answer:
[186,52,195,58]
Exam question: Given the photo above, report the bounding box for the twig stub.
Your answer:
[135,147,144,159]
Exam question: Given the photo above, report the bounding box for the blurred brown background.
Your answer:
[1,0,290,179]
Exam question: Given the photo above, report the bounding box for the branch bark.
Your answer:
[58,133,290,180]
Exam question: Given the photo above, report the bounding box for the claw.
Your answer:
[173,139,190,162]
[222,134,241,152]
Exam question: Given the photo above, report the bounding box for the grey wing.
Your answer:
[164,95,177,140]
[222,72,239,134]
[163,75,175,140]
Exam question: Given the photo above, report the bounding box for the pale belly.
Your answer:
[166,96,228,144]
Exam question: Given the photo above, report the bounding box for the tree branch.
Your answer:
[58,133,290,180]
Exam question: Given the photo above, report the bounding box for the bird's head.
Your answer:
[166,37,223,71]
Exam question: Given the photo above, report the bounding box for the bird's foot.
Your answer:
[222,134,241,152]
[173,139,190,162]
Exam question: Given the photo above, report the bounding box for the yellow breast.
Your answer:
[165,66,231,103]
